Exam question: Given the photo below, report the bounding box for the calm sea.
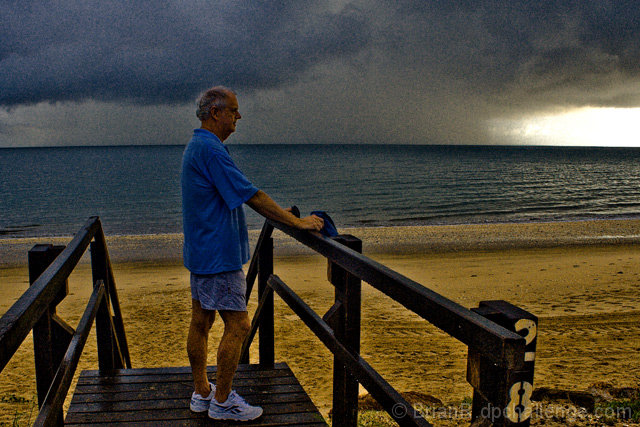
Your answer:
[2,144,640,238]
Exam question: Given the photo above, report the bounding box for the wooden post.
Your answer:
[468,300,538,426]
[258,235,274,367]
[92,226,131,369]
[329,235,362,427]
[90,240,124,372]
[28,244,73,426]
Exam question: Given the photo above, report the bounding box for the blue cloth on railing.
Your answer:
[310,211,339,237]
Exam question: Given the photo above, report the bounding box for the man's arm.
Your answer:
[246,190,324,231]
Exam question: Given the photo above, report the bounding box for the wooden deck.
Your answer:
[65,362,327,426]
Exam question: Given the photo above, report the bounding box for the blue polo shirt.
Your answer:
[181,129,259,274]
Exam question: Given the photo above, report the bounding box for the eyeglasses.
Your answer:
[212,106,239,115]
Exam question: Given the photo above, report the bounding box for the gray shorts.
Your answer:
[190,270,247,312]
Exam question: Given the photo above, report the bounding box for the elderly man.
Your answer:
[181,86,323,421]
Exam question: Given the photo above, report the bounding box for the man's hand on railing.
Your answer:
[295,214,325,231]
[247,190,324,231]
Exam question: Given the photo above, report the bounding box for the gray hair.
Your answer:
[196,86,235,121]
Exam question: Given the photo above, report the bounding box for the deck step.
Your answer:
[65,362,326,426]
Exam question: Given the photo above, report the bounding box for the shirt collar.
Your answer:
[193,128,229,153]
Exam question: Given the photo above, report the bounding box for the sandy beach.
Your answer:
[1,220,639,425]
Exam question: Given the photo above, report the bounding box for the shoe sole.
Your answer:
[208,411,263,421]
[190,406,209,413]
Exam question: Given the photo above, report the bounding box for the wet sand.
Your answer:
[1,220,639,425]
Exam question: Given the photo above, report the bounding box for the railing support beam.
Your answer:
[92,228,131,369]
[258,235,274,367]
[29,244,73,427]
[240,286,274,364]
[90,240,125,372]
[329,235,362,427]
[268,274,431,427]
[468,300,538,426]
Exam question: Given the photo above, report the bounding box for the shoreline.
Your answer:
[1,218,640,267]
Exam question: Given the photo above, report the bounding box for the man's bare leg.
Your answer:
[214,310,251,403]
[187,299,216,396]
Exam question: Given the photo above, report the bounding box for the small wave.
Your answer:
[0,224,41,236]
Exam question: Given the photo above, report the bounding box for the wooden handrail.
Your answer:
[0,216,131,426]
[265,218,525,369]
[0,217,100,372]
[244,215,537,426]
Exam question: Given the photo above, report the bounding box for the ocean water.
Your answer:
[2,144,640,238]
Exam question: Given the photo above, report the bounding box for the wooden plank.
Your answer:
[73,376,300,394]
[78,361,292,377]
[77,367,294,385]
[69,385,307,404]
[67,421,327,427]
[67,392,313,412]
[76,371,294,386]
[67,400,316,419]
[76,364,296,383]
[66,410,325,425]
[66,412,326,426]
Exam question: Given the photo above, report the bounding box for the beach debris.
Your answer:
[587,382,640,402]
[532,382,640,414]
[531,387,595,412]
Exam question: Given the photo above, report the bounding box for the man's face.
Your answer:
[216,93,241,140]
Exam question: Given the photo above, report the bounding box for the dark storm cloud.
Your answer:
[0,1,369,105]
[366,0,640,106]
[475,0,640,105]
[1,0,640,146]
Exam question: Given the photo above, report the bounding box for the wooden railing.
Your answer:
[241,214,538,427]
[0,217,130,427]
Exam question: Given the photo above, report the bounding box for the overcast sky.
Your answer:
[2,1,639,147]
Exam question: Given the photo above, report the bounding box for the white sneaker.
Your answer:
[208,390,263,421]
[189,382,215,413]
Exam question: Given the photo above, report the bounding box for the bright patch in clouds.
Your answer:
[489,108,640,147]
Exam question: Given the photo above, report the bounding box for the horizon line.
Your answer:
[2,142,640,150]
